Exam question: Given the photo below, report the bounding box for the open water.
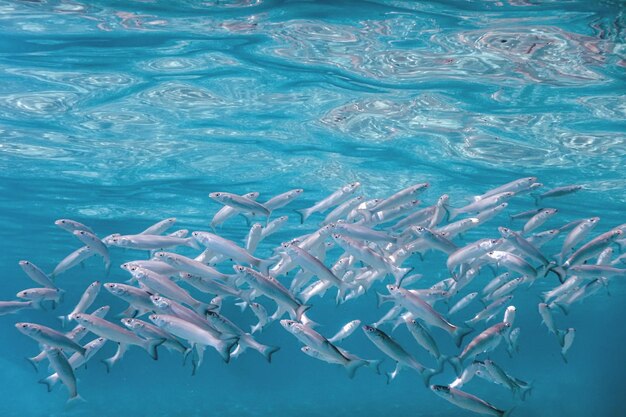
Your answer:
[0,1,625,416]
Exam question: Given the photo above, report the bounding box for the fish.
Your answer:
[15,322,87,356]
[72,230,111,275]
[122,264,213,316]
[51,246,96,278]
[105,233,200,251]
[262,188,304,211]
[16,288,64,308]
[295,182,361,223]
[121,318,189,357]
[205,311,280,362]
[209,192,271,220]
[558,217,600,262]
[153,251,234,281]
[73,313,163,371]
[450,322,511,373]
[244,223,263,254]
[466,296,513,327]
[322,196,364,225]
[0,300,40,316]
[522,208,558,235]
[58,281,101,326]
[404,318,442,363]
[39,337,107,394]
[282,320,367,379]
[210,191,260,230]
[533,184,583,205]
[327,320,361,344]
[233,265,310,321]
[449,192,515,221]
[18,260,56,289]
[372,182,429,213]
[192,231,274,273]
[259,215,289,240]
[103,283,155,317]
[362,325,438,385]
[55,219,94,234]
[150,314,238,366]
[563,230,623,269]
[428,194,450,228]
[300,346,382,377]
[538,303,563,345]
[561,328,576,363]
[332,234,412,285]
[383,285,471,347]
[431,385,513,417]
[140,217,176,235]
[474,177,537,201]
[41,346,82,404]
[448,292,478,316]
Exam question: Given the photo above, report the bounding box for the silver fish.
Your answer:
[19,260,56,289]
[58,281,101,326]
[51,246,95,278]
[533,184,583,204]
[140,217,176,235]
[295,182,361,223]
[431,385,512,417]
[72,230,110,274]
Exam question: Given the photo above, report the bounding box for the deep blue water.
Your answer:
[1,0,625,416]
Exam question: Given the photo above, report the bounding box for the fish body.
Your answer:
[431,385,511,417]
[296,182,361,223]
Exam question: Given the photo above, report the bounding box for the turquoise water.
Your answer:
[1,0,625,416]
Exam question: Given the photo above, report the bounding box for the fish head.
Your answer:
[72,314,90,326]
[16,289,31,299]
[54,219,72,230]
[208,192,225,201]
[232,265,247,274]
[251,223,262,231]
[498,227,513,238]
[15,322,40,336]
[438,194,449,205]
[279,319,298,332]
[120,318,136,328]
[103,283,125,296]
[386,284,400,295]
[149,314,164,326]
[151,295,170,310]
[430,385,450,396]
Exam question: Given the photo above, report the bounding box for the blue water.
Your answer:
[1,0,625,416]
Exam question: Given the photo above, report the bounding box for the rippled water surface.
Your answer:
[1,1,625,416]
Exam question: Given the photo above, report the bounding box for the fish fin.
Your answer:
[66,394,86,408]
[145,338,165,360]
[369,359,383,375]
[452,326,473,348]
[448,357,462,376]
[192,344,205,375]
[346,359,368,379]
[556,329,566,348]
[420,367,439,387]
[376,292,393,308]
[531,192,540,205]
[38,375,56,392]
[250,322,263,334]
[259,344,280,363]
[392,266,414,286]
[235,301,248,312]
[186,237,201,250]
[448,208,460,221]
[386,362,402,384]
[546,263,566,283]
[503,407,516,417]
[300,313,319,328]
[25,356,40,372]
[219,337,239,363]
[552,302,569,316]
[561,350,568,364]
[295,304,311,321]
[356,209,372,224]
[294,208,311,224]
[256,258,274,275]
[57,315,68,328]
[194,302,215,317]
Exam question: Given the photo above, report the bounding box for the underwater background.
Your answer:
[0,0,625,416]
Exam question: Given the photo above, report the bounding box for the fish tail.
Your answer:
[345,359,368,379]
[65,394,86,408]
[259,344,280,363]
[392,265,414,286]
[452,326,473,348]
[552,302,569,316]
[219,337,239,363]
[294,208,312,224]
[368,359,383,375]
[356,209,372,224]
[250,322,263,334]
[25,356,40,372]
[185,237,201,250]
[104,257,111,277]
[145,338,165,360]
[561,350,568,364]
[375,292,393,308]
[38,375,57,392]
[295,304,311,321]
[300,312,319,328]
[193,302,215,317]
[256,258,274,275]
[182,347,193,365]
[531,192,540,205]
[448,208,460,221]
[556,329,566,348]
[547,263,567,283]
[234,301,248,312]
[420,367,439,387]
[101,356,116,373]
[503,406,516,417]
[448,357,462,376]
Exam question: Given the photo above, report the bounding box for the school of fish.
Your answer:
[2,178,625,415]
